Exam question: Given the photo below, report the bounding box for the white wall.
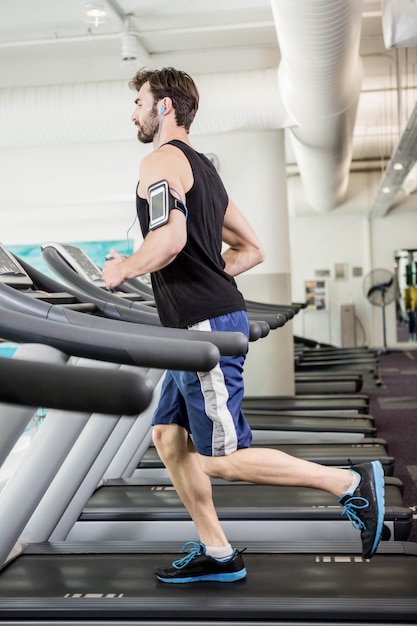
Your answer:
[288,170,417,349]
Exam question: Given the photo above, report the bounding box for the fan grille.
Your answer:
[363,269,395,307]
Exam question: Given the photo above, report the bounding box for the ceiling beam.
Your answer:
[369,98,417,219]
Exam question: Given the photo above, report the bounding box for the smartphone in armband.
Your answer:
[148,179,187,230]
[148,180,170,230]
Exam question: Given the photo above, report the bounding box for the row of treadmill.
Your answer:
[0,240,415,625]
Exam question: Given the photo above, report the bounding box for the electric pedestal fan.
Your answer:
[363,269,396,353]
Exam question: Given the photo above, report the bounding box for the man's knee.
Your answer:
[198,454,238,481]
[152,424,191,463]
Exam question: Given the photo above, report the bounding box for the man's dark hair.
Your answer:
[129,67,199,132]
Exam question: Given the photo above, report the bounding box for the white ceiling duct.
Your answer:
[0,69,294,149]
[271,0,364,212]
[382,0,417,48]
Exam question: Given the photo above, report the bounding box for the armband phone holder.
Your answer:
[148,179,187,230]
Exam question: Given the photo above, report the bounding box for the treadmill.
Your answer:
[41,242,277,335]
[0,251,404,532]
[0,261,378,443]
[0,244,379,445]
[2,247,400,544]
[40,241,379,410]
[0,348,416,624]
[295,372,364,394]
[242,394,370,413]
[71,475,411,544]
[0,306,402,549]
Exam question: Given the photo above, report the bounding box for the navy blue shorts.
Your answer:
[152,311,253,456]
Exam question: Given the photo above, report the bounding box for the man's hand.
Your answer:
[102,249,126,290]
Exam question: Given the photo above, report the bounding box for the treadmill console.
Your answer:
[0,244,33,289]
[41,242,106,288]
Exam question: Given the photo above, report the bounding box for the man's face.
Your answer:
[132,82,159,144]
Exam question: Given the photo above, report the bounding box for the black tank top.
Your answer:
[136,139,246,328]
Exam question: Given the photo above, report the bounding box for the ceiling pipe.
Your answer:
[270,0,364,212]
[382,0,417,48]
[103,0,150,65]
[0,69,294,148]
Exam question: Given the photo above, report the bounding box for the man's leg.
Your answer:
[199,447,385,559]
[199,446,352,497]
[152,423,230,547]
[152,423,246,583]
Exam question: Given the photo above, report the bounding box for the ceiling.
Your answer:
[1,0,417,216]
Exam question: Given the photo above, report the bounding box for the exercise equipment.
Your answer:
[0,244,378,444]
[0,333,414,623]
[69,476,410,543]
[40,241,381,408]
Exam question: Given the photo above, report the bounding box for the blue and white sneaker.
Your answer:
[339,460,385,558]
[155,542,247,583]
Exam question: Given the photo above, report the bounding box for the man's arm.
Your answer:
[222,198,265,277]
[102,149,188,290]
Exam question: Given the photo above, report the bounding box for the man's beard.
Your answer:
[137,106,159,144]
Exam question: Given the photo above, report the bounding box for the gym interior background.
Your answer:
[1,0,417,385]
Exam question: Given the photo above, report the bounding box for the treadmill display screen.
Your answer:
[42,242,104,283]
[62,244,103,282]
[0,248,25,275]
[0,244,33,288]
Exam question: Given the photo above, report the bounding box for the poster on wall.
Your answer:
[305,280,327,310]
[334,263,348,281]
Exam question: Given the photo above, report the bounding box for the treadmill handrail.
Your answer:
[0,280,249,357]
[42,246,162,324]
[0,305,220,371]
[41,245,263,344]
[0,355,153,415]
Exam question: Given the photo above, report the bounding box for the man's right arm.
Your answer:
[102,150,188,290]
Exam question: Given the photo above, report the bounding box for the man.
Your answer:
[102,67,385,584]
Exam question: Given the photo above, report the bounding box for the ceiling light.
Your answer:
[382,186,391,194]
[393,162,404,170]
[84,2,107,27]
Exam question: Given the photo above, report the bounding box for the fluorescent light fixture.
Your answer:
[84,2,107,27]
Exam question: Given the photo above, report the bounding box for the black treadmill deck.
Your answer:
[0,542,416,622]
[79,482,412,541]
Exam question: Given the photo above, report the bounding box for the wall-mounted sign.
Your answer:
[305,280,327,310]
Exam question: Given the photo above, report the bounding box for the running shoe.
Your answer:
[155,541,247,583]
[339,460,385,558]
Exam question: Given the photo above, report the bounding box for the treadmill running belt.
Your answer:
[242,397,369,413]
[0,542,415,621]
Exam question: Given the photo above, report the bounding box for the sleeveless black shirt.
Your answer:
[136,140,246,328]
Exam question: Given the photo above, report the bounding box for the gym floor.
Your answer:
[363,349,417,541]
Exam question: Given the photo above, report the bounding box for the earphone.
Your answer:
[157,105,166,147]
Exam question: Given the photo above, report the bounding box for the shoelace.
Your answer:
[172,542,205,570]
[341,495,369,530]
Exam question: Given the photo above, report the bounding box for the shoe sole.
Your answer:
[156,568,247,584]
[368,460,385,557]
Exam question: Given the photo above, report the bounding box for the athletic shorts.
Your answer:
[152,310,253,456]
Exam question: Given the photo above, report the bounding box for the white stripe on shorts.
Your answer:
[190,318,238,456]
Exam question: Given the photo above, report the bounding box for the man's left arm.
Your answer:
[222,198,265,277]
